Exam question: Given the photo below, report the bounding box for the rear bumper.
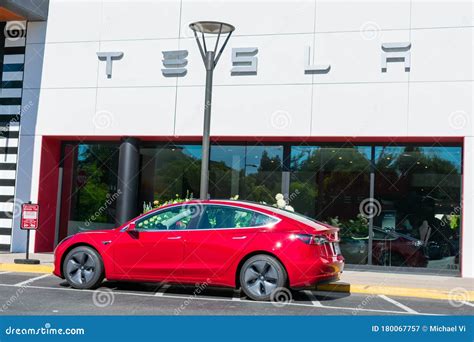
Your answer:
[289,255,344,288]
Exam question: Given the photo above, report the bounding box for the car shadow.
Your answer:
[75,280,352,303]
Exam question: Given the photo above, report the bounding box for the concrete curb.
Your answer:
[316,282,474,302]
[1,263,472,302]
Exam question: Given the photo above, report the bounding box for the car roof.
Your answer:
[141,199,335,232]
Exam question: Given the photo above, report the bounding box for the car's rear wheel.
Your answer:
[63,246,104,289]
[239,254,287,301]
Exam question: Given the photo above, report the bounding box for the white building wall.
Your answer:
[20,0,472,139]
[14,0,473,275]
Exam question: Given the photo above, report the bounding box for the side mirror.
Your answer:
[127,223,139,239]
[120,222,135,232]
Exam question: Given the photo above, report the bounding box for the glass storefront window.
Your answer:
[210,145,283,203]
[139,145,202,206]
[373,146,462,270]
[290,145,372,265]
[58,140,463,273]
[59,143,120,238]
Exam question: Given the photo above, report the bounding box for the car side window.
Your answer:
[136,205,197,231]
[197,205,277,229]
[254,213,278,226]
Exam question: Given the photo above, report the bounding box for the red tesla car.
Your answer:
[53,200,344,301]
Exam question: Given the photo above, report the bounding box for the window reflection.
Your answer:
[374,146,462,270]
[60,144,119,237]
[290,145,371,234]
[139,145,202,204]
[210,145,283,203]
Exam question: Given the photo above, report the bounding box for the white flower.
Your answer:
[275,193,284,201]
[285,205,295,212]
[276,199,286,208]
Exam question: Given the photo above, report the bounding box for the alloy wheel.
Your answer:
[243,260,278,297]
[66,251,96,285]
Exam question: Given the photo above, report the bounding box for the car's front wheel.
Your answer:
[239,254,287,301]
[63,246,104,289]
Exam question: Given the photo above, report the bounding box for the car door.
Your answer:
[112,205,199,281]
[181,205,269,281]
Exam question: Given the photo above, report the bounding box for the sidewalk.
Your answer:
[0,252,53,273]
[316,270,474,301]
[0,253,473,301]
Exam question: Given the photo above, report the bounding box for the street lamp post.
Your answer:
[189,21,235,200]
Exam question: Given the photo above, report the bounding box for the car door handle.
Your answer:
[167,236,182,240]
[232,236,247,240]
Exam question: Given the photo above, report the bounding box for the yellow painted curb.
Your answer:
[0,263,53,274]
[317,282,474,302]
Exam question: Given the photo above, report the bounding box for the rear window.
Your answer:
[242,202,329,231]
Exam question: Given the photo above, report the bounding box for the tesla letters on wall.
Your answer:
[96,42,412,78]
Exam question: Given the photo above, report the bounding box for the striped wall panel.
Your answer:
[0,21,26,250]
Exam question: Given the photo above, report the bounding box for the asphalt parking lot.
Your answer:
[0,272,472,316]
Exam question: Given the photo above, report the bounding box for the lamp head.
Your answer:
[189,21,235,34]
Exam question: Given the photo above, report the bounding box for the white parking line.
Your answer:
[378,294,418,314]
[14,274,51,287]
[0,283,442,316]
[304,291,324,307]
[461,301,474,307]
[0,271,12,275]
[154,284,171,297]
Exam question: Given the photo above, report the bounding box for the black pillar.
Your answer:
[116,137,140,225]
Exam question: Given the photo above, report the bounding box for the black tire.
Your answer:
[239,254,287,301]
[63,246,104,289]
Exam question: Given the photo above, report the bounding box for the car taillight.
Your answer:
[295,234,329,245]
